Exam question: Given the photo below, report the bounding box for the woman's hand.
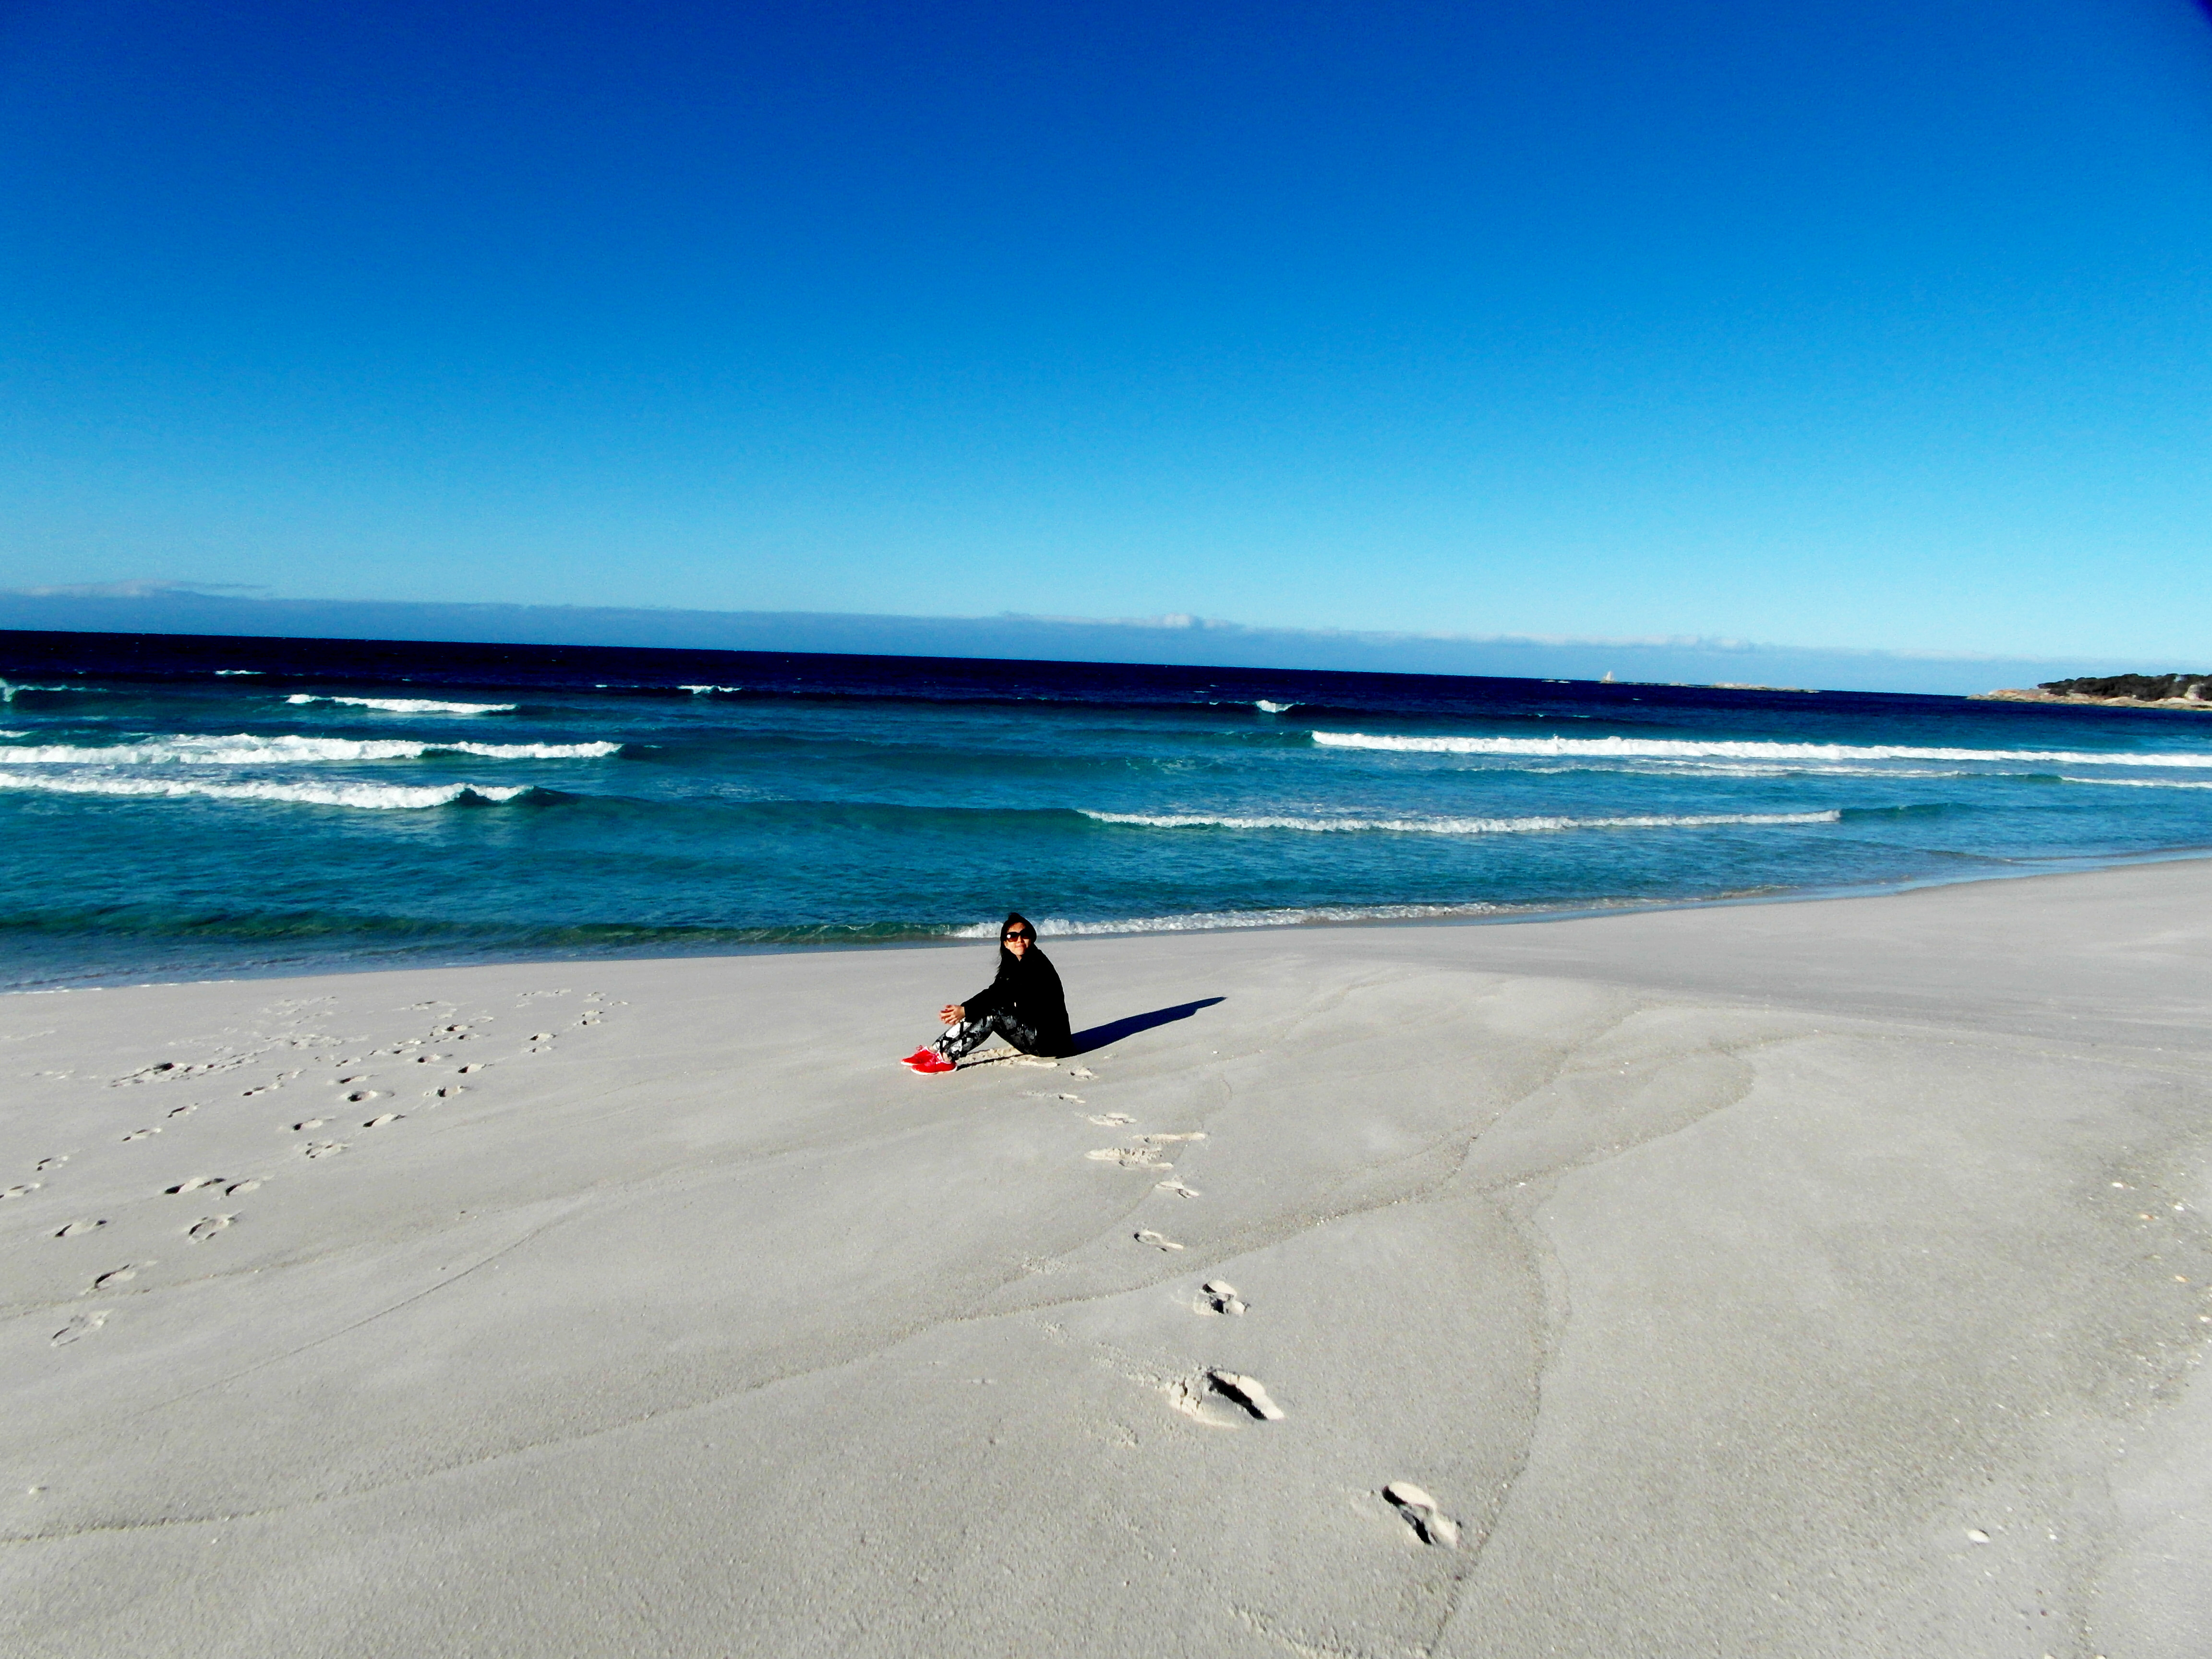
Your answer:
[939,1003,965,1025]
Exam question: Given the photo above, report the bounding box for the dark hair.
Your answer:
[1000,912,1036,942]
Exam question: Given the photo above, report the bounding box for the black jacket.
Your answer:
[964,944,1073,1056]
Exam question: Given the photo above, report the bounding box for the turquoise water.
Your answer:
[3,631,2210,989]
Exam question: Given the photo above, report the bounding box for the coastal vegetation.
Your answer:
[1981,673,2210,709]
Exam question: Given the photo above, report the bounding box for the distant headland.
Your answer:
[1979,673,2211,710]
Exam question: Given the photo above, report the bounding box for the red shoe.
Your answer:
[906,1052,957,1074]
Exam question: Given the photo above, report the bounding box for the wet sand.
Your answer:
[4,859,2210,1656]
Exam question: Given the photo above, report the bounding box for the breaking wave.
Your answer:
[0,772,539,809]
[2061,776,2212,790]
[0,735,621,765]
[285,695,517,714]
[1310,731,2212,769]
[1082,809,1839,836]
[0,681,90,702]
[948,902,1522,936]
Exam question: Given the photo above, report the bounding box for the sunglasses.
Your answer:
[1002,929,1034,941]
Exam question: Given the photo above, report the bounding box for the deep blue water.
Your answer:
[3,629,2210,990]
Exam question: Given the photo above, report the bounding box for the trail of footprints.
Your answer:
[30,987,621,1349]
[1055,1060,1464,1556]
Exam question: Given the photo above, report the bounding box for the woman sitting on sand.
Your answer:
[902,913,1072,1073]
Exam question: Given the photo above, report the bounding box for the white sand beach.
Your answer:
[4,861,2210,1657]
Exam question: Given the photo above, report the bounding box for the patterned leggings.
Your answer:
[935,1010,1045,1062]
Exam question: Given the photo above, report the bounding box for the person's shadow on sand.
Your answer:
[1070,997,1225,1056]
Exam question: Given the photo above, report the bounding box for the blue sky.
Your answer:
[2,0,2209,663]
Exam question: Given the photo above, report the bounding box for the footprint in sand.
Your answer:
[35,1156,67,1172]
[53,1218,106,1238]
[1087,1112,1135,1127]
[1198,1280,1246,1315]
[51,1311,108,1346]
[1142,1131,1207,1147]
[1090,1146,1172,1170]
[166,1104,196,1118]
[299,1141,347,1159]
[291,1118,326,1131]
[1134,1229,1186,1252]
[115,1060,203,1085]
[1067,1066,1096,1079]
[457,1063,483,1074]
[164,1176,225,1194]
[1384,1482,1461,1548]
[119,1128,160,1142]
[433,1085,464,1099]
[186,1215,234,1242]
[2,1182,41,1200]
[226,1179,261,1196]
[344,1090,378,1103]
[1156,1179,1202,1199]
[1209,1370,1284,1420]
[89,1264,144,1291]
[362,1113,401,1128]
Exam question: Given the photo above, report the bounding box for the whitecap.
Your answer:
[285,695,517,714]
[441,741,620,759]
[0,735,619,765]
[2059,776,2212,790]
[1253,700,1297,714]
[1081,809,1839,835]
[0,772,533,809]
[1310,731,2212,769]
[680,685,743,695]
[950,902,1517,937]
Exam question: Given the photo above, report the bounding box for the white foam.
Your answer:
[950,901,1518,938]
[286,695,517,714]
[0,735,619,765]
[2060,776,2212,790]
[1310,731,2212,769]
[1082,809,1839,836]
[1253,700,1296,714]
[213,670,263,676]
[0,772,533,809]
[680,685,743,695]
[0,682,85,702]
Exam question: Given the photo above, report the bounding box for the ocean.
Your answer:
[3,629,2210,991]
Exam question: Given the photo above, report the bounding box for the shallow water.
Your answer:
[3,630,2209,988]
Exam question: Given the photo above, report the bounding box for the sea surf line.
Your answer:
[1310,731,2212,767]
[0,629,2207,989]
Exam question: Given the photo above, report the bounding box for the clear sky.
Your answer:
[2,0,2208,662]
